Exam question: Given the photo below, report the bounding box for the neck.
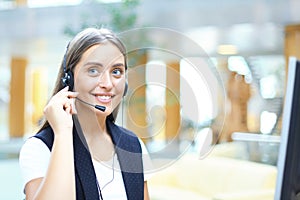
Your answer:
[74,107,115,162]
[75,104,108,139]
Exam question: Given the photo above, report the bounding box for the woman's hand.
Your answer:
[25,86,78,200]
[43,86,78,134]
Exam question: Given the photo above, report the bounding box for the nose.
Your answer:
[98,71,113,90]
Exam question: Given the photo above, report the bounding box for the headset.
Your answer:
[61,48,75,90]
[61,44,128,112]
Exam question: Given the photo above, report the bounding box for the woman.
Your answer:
[19,28,151,200]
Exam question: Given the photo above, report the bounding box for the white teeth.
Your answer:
[98,96,111,100]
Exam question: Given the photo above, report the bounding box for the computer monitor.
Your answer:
[275,57,300,200]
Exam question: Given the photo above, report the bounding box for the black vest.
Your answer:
[34,118,144,200]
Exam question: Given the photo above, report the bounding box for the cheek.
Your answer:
[115,79,126,95]
[112,80,125,106]
[74,75,97,91]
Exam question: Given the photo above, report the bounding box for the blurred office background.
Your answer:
[1,0,300,199]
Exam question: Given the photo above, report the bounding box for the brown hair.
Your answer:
[38,28,127,132]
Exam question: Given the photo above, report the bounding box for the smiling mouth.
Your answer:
[98,95,112,100]
[94,94,115,103]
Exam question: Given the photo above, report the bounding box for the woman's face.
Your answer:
[73,42,126,117]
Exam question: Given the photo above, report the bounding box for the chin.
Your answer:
[95,106,113,117]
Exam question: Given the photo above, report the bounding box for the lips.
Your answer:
[94,93,114,104]
[97,95,111,100]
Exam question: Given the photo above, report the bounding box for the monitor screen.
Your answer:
[275,57,300,200]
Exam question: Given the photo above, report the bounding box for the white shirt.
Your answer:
[19,136,152,199]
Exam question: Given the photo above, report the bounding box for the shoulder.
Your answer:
[35,126,54,140]
[19,127,53,170]
[117,125,138,138]
[107,120,142,153]
[34,126,54,150]
[107,119,139,140]
[19,136,51,189]
[114,124,141,147]
[19,135,51,161]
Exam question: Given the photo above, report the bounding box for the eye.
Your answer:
[112,68,123,77]
[88,68,101,76]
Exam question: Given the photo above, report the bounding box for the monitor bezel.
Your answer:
[275,57,300,200]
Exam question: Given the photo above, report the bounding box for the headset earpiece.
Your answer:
[61,43,74,91]
[61,70,74,91]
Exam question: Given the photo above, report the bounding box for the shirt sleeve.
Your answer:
[19,137,51,190]
[138,138,154,181]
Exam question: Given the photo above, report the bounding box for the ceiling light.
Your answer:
[217,44,238,55]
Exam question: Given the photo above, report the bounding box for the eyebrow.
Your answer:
[112,63,125,68]
[83,62,103,67]
[83,62,125,68]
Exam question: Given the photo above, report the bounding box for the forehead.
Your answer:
[81,42,124,64]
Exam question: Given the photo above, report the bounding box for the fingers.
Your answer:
[59,87,78,115]
[58,86,79,99]
[44,86,78,116]
[43,86,81,133]
[63,97,77,115]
